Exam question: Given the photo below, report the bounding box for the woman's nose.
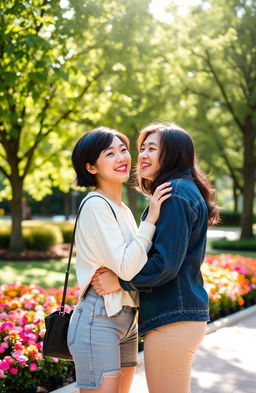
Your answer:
[116,152,125,161]
[139,150,148,158]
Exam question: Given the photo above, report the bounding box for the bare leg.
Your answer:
[120,366,136,393]
[80,370,121,393]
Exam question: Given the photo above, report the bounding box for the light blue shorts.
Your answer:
[67,287,138,389]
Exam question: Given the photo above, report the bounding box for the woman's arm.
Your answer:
[119,195,193,289]
[91,195,193,294]
[80,183,171,281]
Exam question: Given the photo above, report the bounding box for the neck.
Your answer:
[95,183,123,206]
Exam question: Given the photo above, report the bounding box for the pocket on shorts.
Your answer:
[67,306,83,346]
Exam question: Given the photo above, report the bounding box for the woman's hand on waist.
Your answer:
[91,267,121,296]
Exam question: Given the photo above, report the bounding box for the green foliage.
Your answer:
[0,0,154,201]
[211,237,256,251]
[0,226,11,248]
[1,0,255,246]
[0,222,63,250]
[23,223,63,250]
[218,211,241,226]
[53,221,74,243]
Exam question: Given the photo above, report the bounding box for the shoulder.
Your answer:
[79,195,116,219]
[171,177,202,202]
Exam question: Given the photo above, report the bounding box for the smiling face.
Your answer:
[86,135,131,187]
[138,132,161,181]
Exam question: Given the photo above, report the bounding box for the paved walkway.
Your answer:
[130,313,256,393]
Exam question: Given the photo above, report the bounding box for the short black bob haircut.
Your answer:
[72,126,130,188]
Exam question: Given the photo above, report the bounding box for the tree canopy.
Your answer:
[0,0,255,251]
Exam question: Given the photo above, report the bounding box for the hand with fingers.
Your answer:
[91,267,120,296]
[145,182,172,224]
[91,182,172,296]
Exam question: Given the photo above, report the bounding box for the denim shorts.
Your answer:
[67,287,138,389]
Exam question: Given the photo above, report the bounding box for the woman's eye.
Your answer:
[121,148,127,153]
[149,148,156,152]
[106,152,114,157]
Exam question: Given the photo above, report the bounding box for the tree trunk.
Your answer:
[9,177,25,251]
[232,181,239,213]
[240,125,255,238]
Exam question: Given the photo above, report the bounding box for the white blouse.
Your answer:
[75,191,155,316]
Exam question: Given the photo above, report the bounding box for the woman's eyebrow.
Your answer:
[141,142,158,147]
[103,143,125,152]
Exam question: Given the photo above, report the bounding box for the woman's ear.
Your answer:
[86,163,97,174]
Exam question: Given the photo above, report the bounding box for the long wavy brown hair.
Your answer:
[136,123,220,226]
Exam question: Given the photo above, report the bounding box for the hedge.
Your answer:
[0,223,63,251]
[211,237,256,251]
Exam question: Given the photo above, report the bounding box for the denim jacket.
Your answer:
[119,172,210,336]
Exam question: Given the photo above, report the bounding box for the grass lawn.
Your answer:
[0,250,255,289]
[0,258,77,288]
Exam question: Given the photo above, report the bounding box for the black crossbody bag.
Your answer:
[43,195,117,361]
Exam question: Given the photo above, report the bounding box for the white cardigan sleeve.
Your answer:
[76,197,155,281]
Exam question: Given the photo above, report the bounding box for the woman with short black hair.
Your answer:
[68,126,171,393]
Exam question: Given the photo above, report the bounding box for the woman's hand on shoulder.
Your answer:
[91,267,121,296]
[146,182,172,224]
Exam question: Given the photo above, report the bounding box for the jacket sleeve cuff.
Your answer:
[119,278,137,291]
[138,220,156,239]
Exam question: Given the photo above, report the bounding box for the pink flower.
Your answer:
[0,359,10,371]
[37,342,43,350]
[3,356,14,366]
[12,351,28,365]
[1,322,14,331]
[9,367,18,374]
[29,363,38,371]
[0,369,4,378]
[14,343,23,350]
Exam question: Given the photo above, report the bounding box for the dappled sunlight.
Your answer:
[0,259,76,288]
[191,320,256,393]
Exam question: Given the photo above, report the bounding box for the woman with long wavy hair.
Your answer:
[92,123,220,393]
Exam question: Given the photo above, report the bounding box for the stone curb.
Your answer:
[205,303,256,334]
[50,305,256,393]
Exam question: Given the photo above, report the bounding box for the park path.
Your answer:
[130,312,256,393]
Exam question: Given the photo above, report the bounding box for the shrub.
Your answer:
[218,211,241,226]
[217,211,256,227]
[0,224,63,251]
[211,237,256,251]
[53,222,74,243]
[22,224,63,251]
[0,226,11,248]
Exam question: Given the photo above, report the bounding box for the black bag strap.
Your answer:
[60,195,117,313]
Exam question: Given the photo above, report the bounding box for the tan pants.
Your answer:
[144,321,207,393]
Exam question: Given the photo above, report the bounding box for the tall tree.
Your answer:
[162,0,256,237]
[0,0,153,250]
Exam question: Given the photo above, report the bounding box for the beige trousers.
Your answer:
[144,321,207,393]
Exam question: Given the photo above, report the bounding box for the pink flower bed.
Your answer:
[203,254,256,318]
[0,283,79,392]
[0,254,255,391]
